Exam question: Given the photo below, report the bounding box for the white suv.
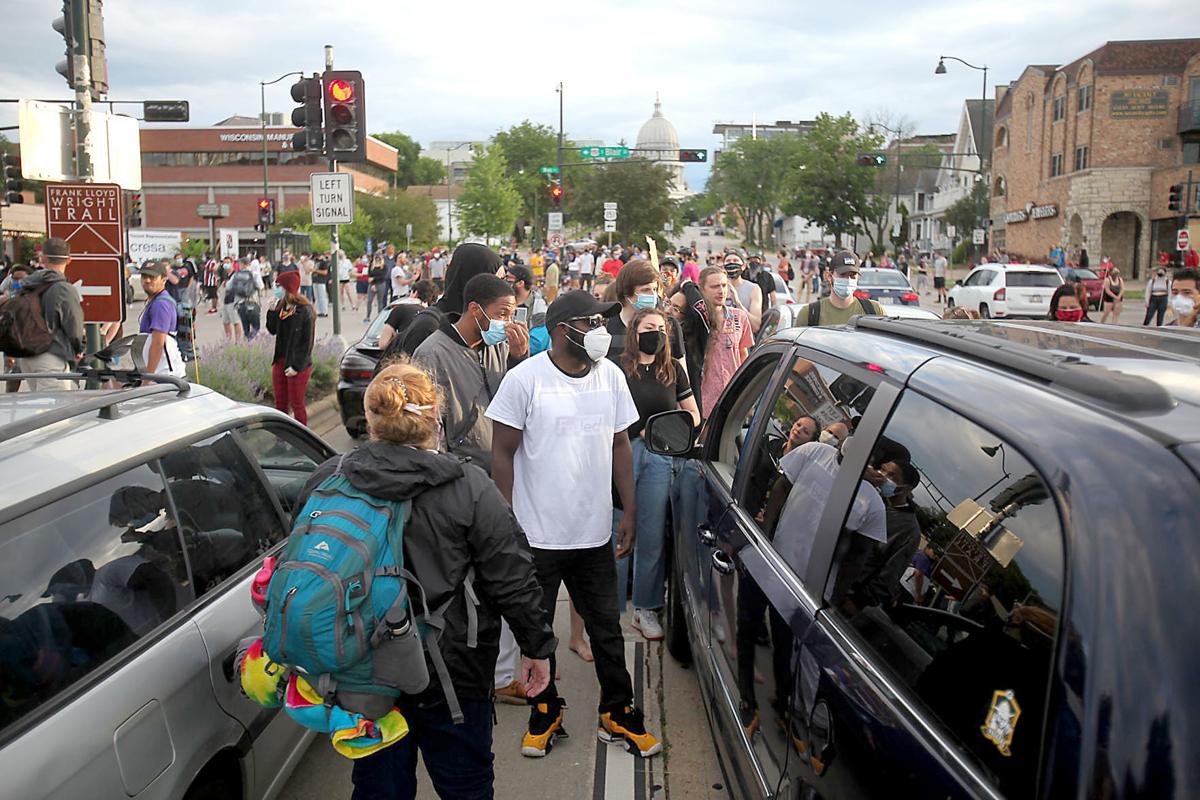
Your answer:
[948,263,1063,319]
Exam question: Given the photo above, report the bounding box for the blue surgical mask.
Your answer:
[476,305,508,346]
[879,479,897,498]
[634,293,658,310]
[10,280,21,292]
[273,286,284,299]
[832,277,857,299]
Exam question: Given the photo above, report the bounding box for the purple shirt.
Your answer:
[140,293,178,334]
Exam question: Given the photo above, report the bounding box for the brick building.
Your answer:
[138,115,398,249]
[990,39,1200,277]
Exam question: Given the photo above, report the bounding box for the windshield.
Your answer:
[859,270,911,288]
[1006,272,1062,288]
[1074,269,1099,280]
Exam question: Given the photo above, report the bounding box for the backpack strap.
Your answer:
[858,297,875,315]
[807,301,821,327]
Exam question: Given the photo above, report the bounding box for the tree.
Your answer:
[708,135,800,246]
[572,160,674,246]
[491,121,564,245]
[783,113,885,247]
[356,190,440,250]
[275,204,375,256]
[943,181,989,248]
[456,143,522,244]
[371,131,446,188]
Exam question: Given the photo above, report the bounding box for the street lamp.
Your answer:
[260,71,304,218]
[444,142,473,249]
[936,55,990,260]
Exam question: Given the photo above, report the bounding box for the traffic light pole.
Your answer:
[556,82,564,263]
[325,45,342,339]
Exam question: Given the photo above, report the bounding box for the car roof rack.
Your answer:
[0,369,190,443]
[849,316,1175,414]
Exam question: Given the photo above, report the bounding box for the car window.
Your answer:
[823,391,1063,797]
[963,271,983,287]
[160,431,288,596]
[0,464,191,736]
[1006,271,1061,288]
[1074,268,1099,280]
[239,425,327,515]
[706,351,784,489]
[749,355,878,591]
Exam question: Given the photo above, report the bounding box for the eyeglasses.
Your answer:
[567,314,606,329]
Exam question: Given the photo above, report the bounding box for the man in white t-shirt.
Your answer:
[488,290,661,760]
[390,254,413,299]
[576,247,596,292]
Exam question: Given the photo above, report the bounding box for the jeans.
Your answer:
[1144,294,1168,326]
[529,543,633,712]
[272,362,312,425]
[367,283,388,319]
[314,282,329,316]
[238,302,261,341]
[300,285,315,302]
[612,438,673,612]
[350,698,495,800]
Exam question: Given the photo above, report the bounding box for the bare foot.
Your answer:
[569,640,594,662]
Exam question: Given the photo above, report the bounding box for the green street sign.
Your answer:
[580,146,631,160]
[539,166,560,174]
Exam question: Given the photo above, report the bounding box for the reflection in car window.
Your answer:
[160,432,287,596]
[239,426,323,514]
[859,271,910,288]
[826,391,1063,797]
[707,354,781,487]
[0,464,190,735]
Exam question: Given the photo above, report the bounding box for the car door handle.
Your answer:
[697,524,717,548]
[711,549,736,575]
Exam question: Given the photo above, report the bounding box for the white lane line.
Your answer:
[603,640,637,799]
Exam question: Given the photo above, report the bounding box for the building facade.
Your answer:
[636,96,689,199]
[712,119,815,152]
[138,116,398,248]
[990,39,1200,276]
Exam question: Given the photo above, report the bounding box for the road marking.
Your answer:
[596,640,642,800]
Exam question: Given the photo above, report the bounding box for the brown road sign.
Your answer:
[931,530,996,601]
[65,254,126,324]
[45,183,125,256]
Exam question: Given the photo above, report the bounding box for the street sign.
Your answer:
[18,101,143,189]
[973,228,986,245]
[1178,229,1190,251]
[143,101,190,122]
[580,146,630,160]
[45,183,124,255]
[547,212,564,231]
[604,220,617,233]
[196,203,222,218]
[128,230,182,263]
[548,233,564,248]
[539,166,560,174]
[930,530,996,601]
[946,224,957,238]
[310,172,355,225]
[603,202,618,211]
[603,209,618,222]
[66,255,125,324]
[219,228,239,260]
[663,221,673,232]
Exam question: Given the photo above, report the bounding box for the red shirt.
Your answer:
[1186,249,1199,268]
[602,259,623,278]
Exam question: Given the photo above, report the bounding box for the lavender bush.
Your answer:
[186,337,342,404]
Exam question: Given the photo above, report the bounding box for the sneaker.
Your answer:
[495,679,527,706]
[632,608,664,641]
[598,705,661,757]
[521,700,567,758]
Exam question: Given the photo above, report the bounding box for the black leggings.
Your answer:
[1143,295,1168,326]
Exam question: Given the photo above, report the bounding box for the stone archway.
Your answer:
[1101,212,1142,277]
[1069,213,1084,255]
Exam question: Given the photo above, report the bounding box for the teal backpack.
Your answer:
[261,456,476,722]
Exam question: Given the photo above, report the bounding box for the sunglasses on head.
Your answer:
[566,314,606,329]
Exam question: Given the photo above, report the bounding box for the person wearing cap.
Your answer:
[266,270,316,424]
[14,236,84,391]
[723,252,765,332]
[795,250,884,328]
[505,263,547,327]
[137,260,187,380]
[487,290,662,760]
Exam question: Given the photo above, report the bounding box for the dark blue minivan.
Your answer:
[646,318,1200,799]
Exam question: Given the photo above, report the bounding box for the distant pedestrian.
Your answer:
[266,270,315,424]
[932,253,948,302]
[337,250,354,310]
[544,258,561,304]
[1143,268,1171,326]
[312,253,330,317]
[298,253,316,303]
[11,237,84,391]
[366,254,389,321]
[230,257,262,340]
[201,254,221,314]
[1099,267,1124,324]
[1186,248,1199,269]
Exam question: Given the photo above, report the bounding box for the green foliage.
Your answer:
[180,237,208,260]
[572,160,674,246]
[708,135,800,245]
[274,204,375,257]
[491,121,563,243]
[891,202,911,250]
[676,192,722,226]
[186,336,340,404]
[371,131,445,188]
[356,190,440,250]
[952,241,969,265]
[456,143,522,242]
[943,182,990,248]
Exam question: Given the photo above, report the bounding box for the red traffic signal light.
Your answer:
[679,149,708,163]
[327,79,355,103]
[257,198,275,227]
[322,70,366,162]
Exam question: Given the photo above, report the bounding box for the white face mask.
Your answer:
[581,327,612,361]
[818,430,838,446]
[1171,295,1196,317]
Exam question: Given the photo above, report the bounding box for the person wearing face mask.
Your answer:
[1143,267,1172,326]
[840,460,923,611]
[487,290,662,760]
[1166,267,1199,328]
[721,252,765,332]
[818,421,850,448]
[612,307,700,642]
[1047,283,1086,323]
[795,250,883,328]
[1099,266,1125,324]
[604,259,686,363]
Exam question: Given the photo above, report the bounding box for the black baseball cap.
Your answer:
[830,250,860,275]
[138,260,169,278]
[505,264,534,287]
[545,290,621,330]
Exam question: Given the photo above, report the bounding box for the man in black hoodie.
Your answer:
[400,243,502,356]
[18,237,84,391]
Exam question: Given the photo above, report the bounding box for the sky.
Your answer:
[2,0,1197,190]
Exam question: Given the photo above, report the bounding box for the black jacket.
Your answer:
[294,442,556,702]
[265,301,315,371]
[20,268,84,363]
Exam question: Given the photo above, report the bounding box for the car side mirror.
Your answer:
[955,279,964,286]
[644,410,695,457]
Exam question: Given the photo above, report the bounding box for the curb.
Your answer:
[304,393,342,436]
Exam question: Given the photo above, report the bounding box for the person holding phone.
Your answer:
[505,264,547,328]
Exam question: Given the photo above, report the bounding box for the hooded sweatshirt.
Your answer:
[294,441,556,703]
[401,244,502,356]
[20,268,84,363]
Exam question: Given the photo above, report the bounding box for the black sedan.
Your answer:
[855,267,920,306]
[336,310,392,437]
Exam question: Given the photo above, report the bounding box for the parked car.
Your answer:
[770,271,795,308]
[947,263,1063,318]
[337,308,395,437]
[758,295,937,342]
[646,318,1200,799]
[0,367,335,800]
[700,228,711,237]
[1055,266,1104,308]
[855,267,920,306]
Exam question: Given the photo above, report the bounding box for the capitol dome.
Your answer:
[636,94,679,151]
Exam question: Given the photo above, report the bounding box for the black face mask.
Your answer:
[637,330,666,356]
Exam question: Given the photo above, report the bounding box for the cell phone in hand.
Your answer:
[514,306,528,325]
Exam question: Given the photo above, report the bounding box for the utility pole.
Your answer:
[325,44,342,338]
[556,81,564,264]
[64,0,100,361]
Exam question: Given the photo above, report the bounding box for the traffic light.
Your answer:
[257,198,275,228]
[679,149,708,163]
[128,191,142,226]
[1168,183,1184,213]
[548,182,563,208]
[857,153,887,167]
[322,70,367,162]
[2,153,23,205]
[51,1,106,98]
[290,75,323,154]
[51,2,76,90]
